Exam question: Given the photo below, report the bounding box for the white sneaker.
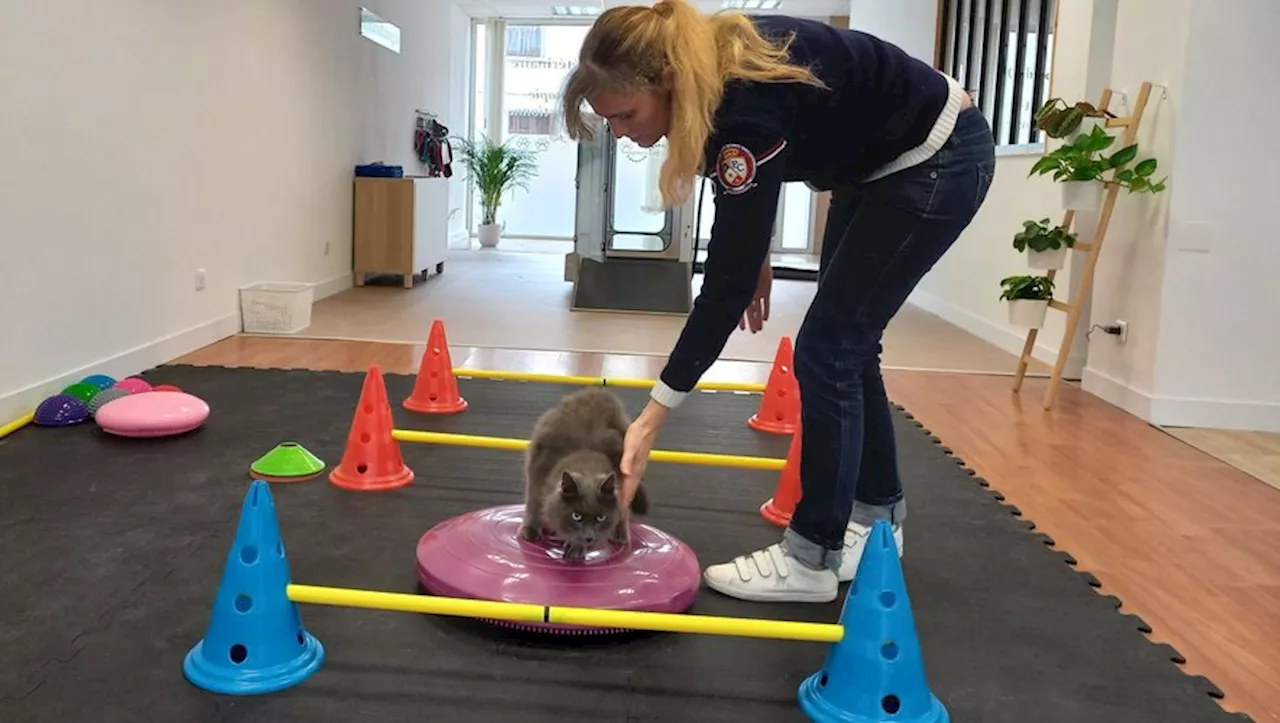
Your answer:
[837,520,904,583]
[702,543,839,603]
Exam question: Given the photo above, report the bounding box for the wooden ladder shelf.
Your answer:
[1012,81,1155,409]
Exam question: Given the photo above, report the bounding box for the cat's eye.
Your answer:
[595,514,607,522]
[571,512,582,521]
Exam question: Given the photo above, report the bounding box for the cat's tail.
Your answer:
[629,483,650,516]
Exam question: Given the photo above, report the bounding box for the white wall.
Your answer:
[895,0,1099,375]
[1076,0,1191,414]
[848,0,938,63]
[0,0,466,424]
[1140,0,1280,431]
[863,0,1278,431]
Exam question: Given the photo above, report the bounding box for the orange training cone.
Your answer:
[760,421,802,527]
[404,318,468,414]
[330,365,414,492]
[748,336,800,435]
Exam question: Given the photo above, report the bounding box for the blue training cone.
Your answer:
[184,480,324,695]
[798,520,948,722]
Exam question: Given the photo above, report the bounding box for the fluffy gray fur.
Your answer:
[519,388,650,560]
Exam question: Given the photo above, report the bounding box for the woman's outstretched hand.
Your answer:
[739,262,772,333]
[620,400,669,505]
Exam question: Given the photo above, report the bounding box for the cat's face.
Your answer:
[544,471,619,549]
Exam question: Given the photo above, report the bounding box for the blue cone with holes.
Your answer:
[798,520,948,722]
[184,480,324,694]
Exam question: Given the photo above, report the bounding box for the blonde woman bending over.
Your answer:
[561,0,995,603]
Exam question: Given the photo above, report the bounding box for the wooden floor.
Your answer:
[175,336,1280,722]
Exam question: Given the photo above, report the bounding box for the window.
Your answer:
[508,112,553,135]
[505,25,543,58]
[937,0,1057,147]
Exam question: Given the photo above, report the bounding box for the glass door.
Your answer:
[605,137,676,258]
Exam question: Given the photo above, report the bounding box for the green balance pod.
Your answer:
[61,382,101,405]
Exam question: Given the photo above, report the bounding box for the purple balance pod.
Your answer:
[34,394,90,426]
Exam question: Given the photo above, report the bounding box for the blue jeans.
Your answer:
[783,106,996,570]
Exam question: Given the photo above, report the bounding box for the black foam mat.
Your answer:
[572,257,693,314]
[0,365,1249,722]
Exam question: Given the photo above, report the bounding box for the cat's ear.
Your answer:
[599,473,617,498]
[559,471,579,498]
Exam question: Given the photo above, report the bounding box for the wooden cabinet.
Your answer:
[352,176,449,288]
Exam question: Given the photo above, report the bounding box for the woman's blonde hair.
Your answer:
[560,0,825,208]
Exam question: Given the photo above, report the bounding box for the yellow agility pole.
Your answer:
[0,412,34,441]
[286,584,843,643]
[390,429,786,472]
[451,368,767,394]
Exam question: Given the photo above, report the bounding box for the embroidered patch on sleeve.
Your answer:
[715,139,787,195]
[716,144,757,195]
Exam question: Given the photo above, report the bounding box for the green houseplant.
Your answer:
[1034,97,1114,139]
[1000,274,1055,328]
[1029,124,1167,211]
[1013,218,1078,270]
[452,135,540,248]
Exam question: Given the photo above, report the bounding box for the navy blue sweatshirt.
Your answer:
[651,15,965,408]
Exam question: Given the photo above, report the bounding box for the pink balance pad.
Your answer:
[95,390,210,438]
[416,505,701,635]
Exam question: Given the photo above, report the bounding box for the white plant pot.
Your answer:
[1027,246,1068,270]
[1007,299,1049,328]
[1062,181,1103,212]
[477,223,501,248]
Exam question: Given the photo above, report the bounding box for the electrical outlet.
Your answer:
[1098,320,1129,344]
[195,269,206,291]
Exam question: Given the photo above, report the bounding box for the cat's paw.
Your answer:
[562,542,587,561]
[518,523,541,541]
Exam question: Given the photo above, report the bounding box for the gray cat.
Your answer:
[519,388,650,560]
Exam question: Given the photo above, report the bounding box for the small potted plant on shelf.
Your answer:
[1029,124,1167,212]
[452,135,539,248]
[1035,97,1114,140]
[1000,274,1055,329]
[1013,217,1078,270]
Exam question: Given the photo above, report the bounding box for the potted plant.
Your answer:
[1029,124,1168,211]
[452,135,539,248]
[1034,97,1114,140]
[1000,274,1055,328]
[1013,218,1078,270]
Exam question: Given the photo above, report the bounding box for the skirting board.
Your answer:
[0,313,240,425]
[906,287,1084,378]
[313,271,353,302]
[1081,367,1154,422]
[1083,367,1280,433]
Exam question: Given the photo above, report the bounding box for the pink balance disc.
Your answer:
[95,390,210,438]
[416,505,701,635]
[114,377,153,394]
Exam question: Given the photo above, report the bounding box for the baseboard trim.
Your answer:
[1082,366,1280,431]
[0,313,240,425]
[314,271,353,301]
[1081,366,1154,421]
[1149,394,1280,433]
[906,288,1082,375]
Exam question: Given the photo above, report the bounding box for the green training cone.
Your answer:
[250,442,326,483]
